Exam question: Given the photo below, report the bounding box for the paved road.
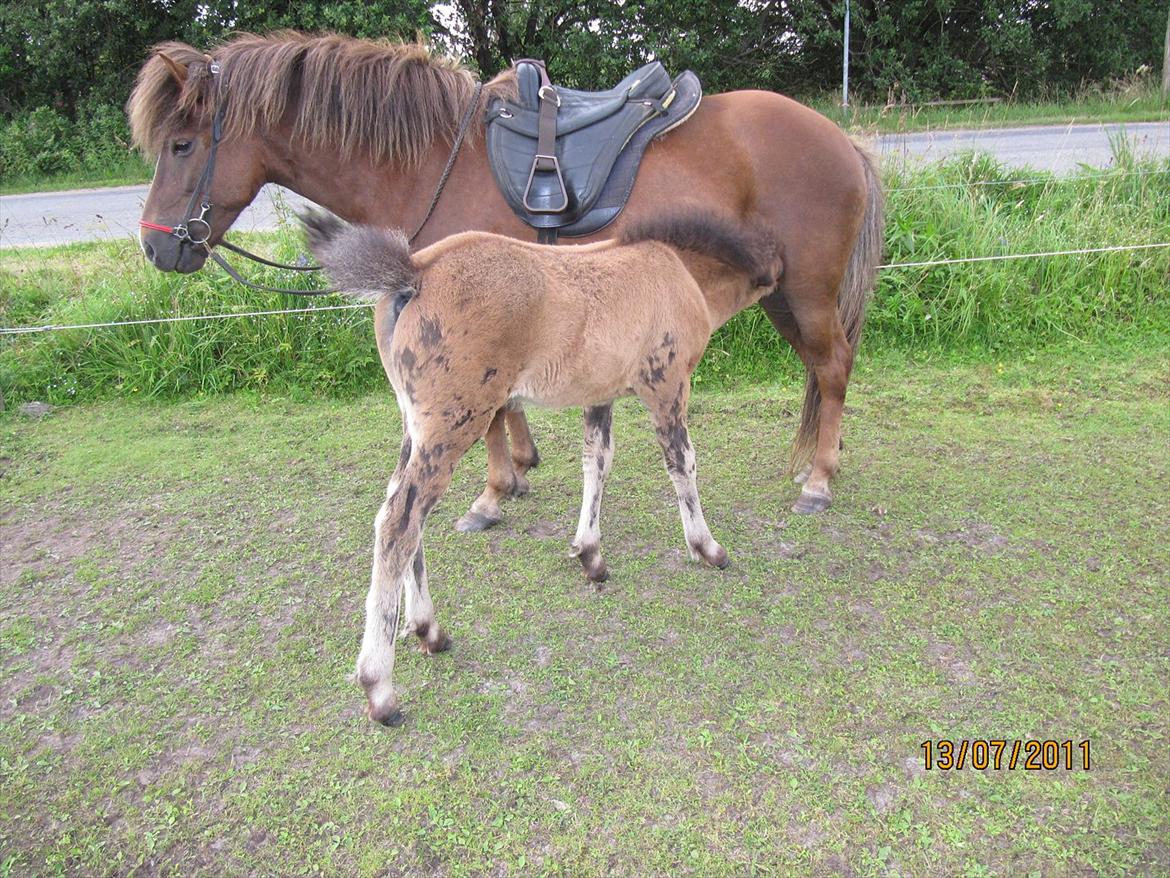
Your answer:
[1,121,1165,249]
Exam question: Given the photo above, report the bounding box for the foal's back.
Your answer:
[407,234,714,408]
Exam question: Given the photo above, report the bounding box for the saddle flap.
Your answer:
[485,63,702,234]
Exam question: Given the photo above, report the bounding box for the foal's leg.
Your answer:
[639,380,728,569]
[356,421,486,724]
[401,544,450,654]
[455,408,516,533]
[570,404,614,582]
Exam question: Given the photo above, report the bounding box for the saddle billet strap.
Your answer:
[523,62,569,214]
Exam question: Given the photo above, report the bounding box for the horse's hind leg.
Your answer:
[570,404,614,583]
[638,377,728,570]
[455,408,515,532]
[770,277,854,515]
[505,405,540,477]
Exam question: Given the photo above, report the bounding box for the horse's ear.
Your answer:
[157,52,189,84]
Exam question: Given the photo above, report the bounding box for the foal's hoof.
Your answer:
[707,545,730,569]
[370,705,406,728]
[570,542,608,582]
[455,511,501,533]
[792,488,832,515]
[509,474,531,498]
[418,625,452,655]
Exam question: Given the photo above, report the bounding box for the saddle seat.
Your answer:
[485,59,702,239]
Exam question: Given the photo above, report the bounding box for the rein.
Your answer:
[138,67,483,297]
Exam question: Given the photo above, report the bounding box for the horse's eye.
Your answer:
[172,139,193,156]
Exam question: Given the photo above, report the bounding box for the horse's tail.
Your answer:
[790,142,885,472]
[620,212,781,288]
[300,210,419,308]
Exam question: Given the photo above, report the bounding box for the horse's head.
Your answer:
[129,44,266,273]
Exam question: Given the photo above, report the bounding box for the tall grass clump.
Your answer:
[703,150,1169,383]
[0,230,380,404]
[2,153,1168,404]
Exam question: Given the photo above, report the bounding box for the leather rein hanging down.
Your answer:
[138,62,482,297]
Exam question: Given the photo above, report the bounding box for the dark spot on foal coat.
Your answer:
[419,316,443,348]
[399,485,418,533]
[397,346,417,373]
[584,405,613,448]
[452,409,474,428]
[398,436,412,470]
[412,550,425,581]
[482,367,498,384]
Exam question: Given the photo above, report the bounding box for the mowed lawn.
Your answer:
[1,349,1167,877]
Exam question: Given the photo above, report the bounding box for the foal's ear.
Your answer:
[156,51,189,84]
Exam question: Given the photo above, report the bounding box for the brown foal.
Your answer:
[302,210,780,725]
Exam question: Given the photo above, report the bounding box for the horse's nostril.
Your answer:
[142,240,156,263]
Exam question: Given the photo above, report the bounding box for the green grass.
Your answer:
[3,155,1166,405]
[1,346,1166,876]
[824,86,1168,134]
[0,155,153,196]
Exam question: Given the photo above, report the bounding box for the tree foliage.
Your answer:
[0,0,1165,120]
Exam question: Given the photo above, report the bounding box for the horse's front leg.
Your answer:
[570,404,614,582]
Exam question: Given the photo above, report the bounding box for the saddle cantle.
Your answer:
[485,60,702,240]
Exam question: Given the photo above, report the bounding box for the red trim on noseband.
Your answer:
[138,220,175,234]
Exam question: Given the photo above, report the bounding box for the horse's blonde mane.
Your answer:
[127,31,518,167]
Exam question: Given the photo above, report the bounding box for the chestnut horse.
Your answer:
[128,31,883,520]
[301,209,781,723]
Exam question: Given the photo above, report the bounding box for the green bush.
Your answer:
[0,101,144,185]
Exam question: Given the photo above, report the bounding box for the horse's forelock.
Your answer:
[127,42,217,156]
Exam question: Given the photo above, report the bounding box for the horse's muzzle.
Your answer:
[140,228,208,274]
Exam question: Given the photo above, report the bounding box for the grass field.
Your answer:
[1,346,1167,876]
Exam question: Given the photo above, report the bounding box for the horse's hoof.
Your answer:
[708,545,730,569]
[792,488,831,515]
[455,511,501,532]
[510,474,530,497]
[419,627,452,655]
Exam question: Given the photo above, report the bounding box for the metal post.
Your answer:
[842,0,851,108]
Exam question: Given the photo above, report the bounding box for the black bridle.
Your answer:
[138,62,483,297]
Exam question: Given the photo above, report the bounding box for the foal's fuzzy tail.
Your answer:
[790,143,885,473]
[619,213,781,288]
[299,209,419,304]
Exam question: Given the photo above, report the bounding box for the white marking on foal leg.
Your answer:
[647,390,728,570]
[570,405,614,582]
[400,541,450,653]
[355,498,405,725]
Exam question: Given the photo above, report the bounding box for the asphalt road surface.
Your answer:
[1,120,1165,249]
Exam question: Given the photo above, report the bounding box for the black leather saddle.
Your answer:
[485,60,702,240]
